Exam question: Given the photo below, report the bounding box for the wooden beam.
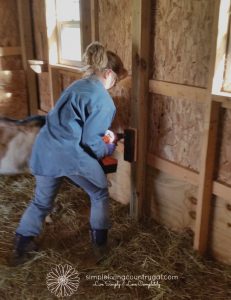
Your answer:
[80,0,92,52]
[149,80,208,101]
[130,0,151,219]
[147,154,199,185]
[17,0,38,115]
[0,47,21,57]
[147,154,231,201]
[194,0,222,254]
[90,0,99,41]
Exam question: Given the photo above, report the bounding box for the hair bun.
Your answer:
[83,41,108,71]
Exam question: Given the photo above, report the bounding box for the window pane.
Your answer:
[60,26,82,62]
[56,0,80,21]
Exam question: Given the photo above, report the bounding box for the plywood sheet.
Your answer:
[0,0,20,47]
[152,0,214,87]
[0,56,22,70]
[148,94,206,172]
[147,167,197,231]
[217,108,231,185]
[98,0,132,73]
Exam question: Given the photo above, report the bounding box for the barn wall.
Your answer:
[148,0,231,264]
[98,0,132,73]
[152,0,214,87]
[0,0,28,118]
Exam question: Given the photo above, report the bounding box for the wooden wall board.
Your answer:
[148,93,206,172]
[0,90,28,118]
[0,70,26,93]
[98,0,132,73]
[108,142,131,205]
[151,0,214,87]
[61,73,82,90]
[147,167,197,231]
[0,0,20,47]
[0,55,22,70]
[210,196,231,264]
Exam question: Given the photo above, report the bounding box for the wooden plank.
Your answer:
[0,47,21,57]
[213,181,231,201]
[147,154,231,201]
[130,0,151,218]
[49,66,62,105]
[50,63,84,74]
[147,154,199,185]
[194,0,222,254]
[17,0,38,115]
[90,0,99,41]
[149,80,208,101]
[80,0,92,52]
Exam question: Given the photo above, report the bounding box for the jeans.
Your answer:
[16,175,111,237]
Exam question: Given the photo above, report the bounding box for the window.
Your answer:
[56,0,82,66]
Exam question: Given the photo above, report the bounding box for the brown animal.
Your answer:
[0,115,45,174]
[109,75,131,133]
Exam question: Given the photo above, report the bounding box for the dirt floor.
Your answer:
[0,174,231,300]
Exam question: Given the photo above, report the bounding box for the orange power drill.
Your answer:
[100,130,124,174]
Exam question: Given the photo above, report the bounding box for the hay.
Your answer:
[0,175,231,300]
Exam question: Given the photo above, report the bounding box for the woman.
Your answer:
[13,42,127,263]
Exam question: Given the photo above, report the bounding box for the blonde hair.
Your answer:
[83,41,127,79]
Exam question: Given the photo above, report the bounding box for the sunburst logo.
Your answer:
[46,264,80,297]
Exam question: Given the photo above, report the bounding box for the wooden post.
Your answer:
[194,0,221,254]
[17,0,38,115]
[90,0,99,41]
[130,0,151,219]
[80,0,93,51]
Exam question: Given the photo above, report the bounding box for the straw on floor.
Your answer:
[0,174,231,300]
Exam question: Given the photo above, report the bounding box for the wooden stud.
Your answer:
[194,0,222,254]
[130,0,151,219]
[90,0,99,41]
[17,0,38,115]
[80,0,93,52]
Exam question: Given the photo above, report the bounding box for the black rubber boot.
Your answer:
[10,233,39,266]
[89,229,109,263]
[89,229,108,246]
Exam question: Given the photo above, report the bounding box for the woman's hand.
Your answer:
[105,143,116,156]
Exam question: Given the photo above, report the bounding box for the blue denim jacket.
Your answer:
[30,75,116,188]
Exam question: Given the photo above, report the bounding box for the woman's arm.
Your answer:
[81,104,116,159]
